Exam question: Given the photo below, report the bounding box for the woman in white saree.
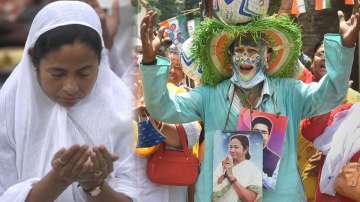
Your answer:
[213,135,262,202]
[0,1,136,201]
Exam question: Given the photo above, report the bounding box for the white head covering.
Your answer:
[314,103,360,196]
[0,1,136,201]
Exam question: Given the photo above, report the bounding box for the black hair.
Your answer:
[252,116,273,135]
[30,24,102,67]
[230,135,251,160]
[312,39,324,59]
[228,34,266,56]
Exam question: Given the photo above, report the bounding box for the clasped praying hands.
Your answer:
[51,144,119,191]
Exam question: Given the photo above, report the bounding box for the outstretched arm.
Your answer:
[296,9,360,118]
[139,11,204,123]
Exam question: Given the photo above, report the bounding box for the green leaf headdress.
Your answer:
[191,15,302,86]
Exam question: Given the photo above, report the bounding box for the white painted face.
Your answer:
[231,44,262,81]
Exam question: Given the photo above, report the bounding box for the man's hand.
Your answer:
[303,151,323,177]
[335,160,360,200]
[278,0,292,14]
[339,1,360,48]
[140,10,163,64]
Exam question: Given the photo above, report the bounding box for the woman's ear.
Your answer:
[28,48,35,64]
[28,48,34,59]
[28,48,39,69]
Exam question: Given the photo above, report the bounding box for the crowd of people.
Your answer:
[0,0,360,202]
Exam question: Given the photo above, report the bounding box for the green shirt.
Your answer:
[140,34,354,202]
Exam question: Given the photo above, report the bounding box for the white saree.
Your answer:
[213,160,262,202]
[0,1,136,201]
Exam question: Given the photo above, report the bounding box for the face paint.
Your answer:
[232,46,262,81]
[230,36,267,88]
[231,43,265,81]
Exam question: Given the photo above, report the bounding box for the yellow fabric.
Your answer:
[345,87,360,104]
[167,83,187,96]
[0,48,23,73]
[298,87,360,202]
[297,133,318,202]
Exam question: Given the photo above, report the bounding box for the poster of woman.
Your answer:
[236,108,288,190]
[213,131,263,202]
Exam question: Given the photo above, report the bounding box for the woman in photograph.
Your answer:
[213,135,262,202]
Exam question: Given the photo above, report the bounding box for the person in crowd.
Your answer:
[134,38,201,202]
[298,38,360,202]
[301,102,360,202]
[0,1,136,201]
[139,7,360,201]
[0,0,51,47]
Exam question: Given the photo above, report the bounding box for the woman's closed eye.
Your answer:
[48,68,67,78]
[78,71,91,78]
[77,66,94,78]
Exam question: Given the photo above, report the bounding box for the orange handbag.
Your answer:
[147,124,199,186]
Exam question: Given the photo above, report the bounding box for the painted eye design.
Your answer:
[241,51,248,57]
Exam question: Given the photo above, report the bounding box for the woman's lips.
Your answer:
[58,97,80,106]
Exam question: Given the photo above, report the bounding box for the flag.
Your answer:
[159,15,191,47]
[291,0,306,16]
[297,0,306,14]
[187,18,200,36]
[345,0,354,5]
[315,0,331,10]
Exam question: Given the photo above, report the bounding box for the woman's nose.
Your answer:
[62,77,79,95]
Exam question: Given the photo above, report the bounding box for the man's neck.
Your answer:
[235,82,264,109]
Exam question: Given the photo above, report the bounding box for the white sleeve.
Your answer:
[262,161,280,190]
[213,164,228,193]
[108,120,138,201]
[182,122,202,147]
[0,115,41,202]
[109,153,137,200]
[0,97,38,202]
[0,178,40,202]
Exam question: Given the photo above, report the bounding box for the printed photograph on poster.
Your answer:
[237,108,288,190]
[213,130,263,202]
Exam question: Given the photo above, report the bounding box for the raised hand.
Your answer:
[338,2,360,48]
[51,145,92,185]
[140,10,163,64]
[278,0,292,14]
[81,0,120,49]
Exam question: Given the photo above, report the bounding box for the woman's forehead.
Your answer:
[230,138,242,144]
[316,44,325,53]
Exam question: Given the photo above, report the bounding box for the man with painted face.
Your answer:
[227,35,268,110]
[229,35,267,90]
[139,9,360,202]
